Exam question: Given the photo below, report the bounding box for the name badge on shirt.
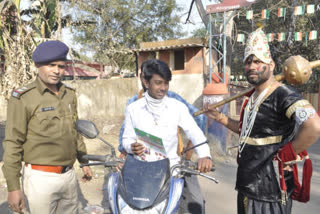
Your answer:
[41,107,55,112]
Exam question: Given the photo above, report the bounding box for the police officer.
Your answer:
[2,40,93,214]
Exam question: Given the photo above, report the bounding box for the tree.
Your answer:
[0,0,64,98]
[66,0,185,74]
[0,0,37,99]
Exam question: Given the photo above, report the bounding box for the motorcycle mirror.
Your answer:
[75,120,99,139]
[75,119,117,156]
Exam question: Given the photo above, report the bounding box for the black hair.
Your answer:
[141,59,172,82]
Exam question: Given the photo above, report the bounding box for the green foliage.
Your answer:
[27,0,59,38]
[191,27,207,38]
[232,0,320,92]
[67,0,185,72]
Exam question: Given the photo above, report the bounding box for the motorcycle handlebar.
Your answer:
[171,160,218,184]
[83,154,107,162]
[183,160,215,172]
[80,162,118,168]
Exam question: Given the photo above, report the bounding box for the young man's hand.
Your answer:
[116,151,127,171]
[131,143,145,156]
[197,157,213,173]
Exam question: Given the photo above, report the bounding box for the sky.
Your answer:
[177,0,218,37]
[21,0,218,37]
[20,0,219,52]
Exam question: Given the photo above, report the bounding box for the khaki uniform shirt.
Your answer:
[2,77,88,191]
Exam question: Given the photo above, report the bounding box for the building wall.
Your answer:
[136,47,205,106]
[68,78,138,119]
[170,74,204,108]
[185,47,203,74]
[0,78,139,121]
[159,50,170,66]
[137,52,153,72]
[0,76,205,121]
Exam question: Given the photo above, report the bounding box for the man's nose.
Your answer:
[53,65,61,73]
[247,62,256,70]
[160,83,167,90]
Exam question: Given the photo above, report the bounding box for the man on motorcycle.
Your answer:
[118,62,207,160]
[122,59,213,214]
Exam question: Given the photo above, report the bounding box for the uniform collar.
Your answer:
[36,77,65,95]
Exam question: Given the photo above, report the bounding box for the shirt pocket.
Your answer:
[61,112,75,135]
[34,111,62,136]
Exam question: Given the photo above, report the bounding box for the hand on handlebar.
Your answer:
[131,142,145,156]
[116,151,127,171]
[81,166,93,182]
[197,157,213,173]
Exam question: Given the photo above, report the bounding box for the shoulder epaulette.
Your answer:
[12,84,36,99]
[64,83,76,91]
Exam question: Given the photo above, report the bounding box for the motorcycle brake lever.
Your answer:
[180,168,219,184]
[198,173,219,184]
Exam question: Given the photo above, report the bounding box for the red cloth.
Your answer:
[276,142,312,202]
[299,158,312,202]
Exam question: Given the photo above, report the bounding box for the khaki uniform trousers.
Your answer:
[23,164,78,214]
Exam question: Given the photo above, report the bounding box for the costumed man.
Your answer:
[204,28,320,213]
[118,61,207,160]
[2,40,93,214]
[122,59,213,214]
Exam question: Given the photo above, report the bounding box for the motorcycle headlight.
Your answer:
[117,194,167,214]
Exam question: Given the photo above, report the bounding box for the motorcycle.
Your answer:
[76,119,218,214]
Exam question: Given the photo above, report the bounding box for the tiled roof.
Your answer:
[136,38,206,52]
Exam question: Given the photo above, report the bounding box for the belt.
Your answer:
[25,163,73,174]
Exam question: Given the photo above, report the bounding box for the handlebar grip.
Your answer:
[185,160,215,172]
[83,154,106,162]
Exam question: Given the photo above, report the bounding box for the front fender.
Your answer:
[107,172,120,214]
[164,177,184,214]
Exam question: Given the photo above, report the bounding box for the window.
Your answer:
[174,50,184,70]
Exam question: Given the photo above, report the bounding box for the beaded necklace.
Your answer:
[239,85,271,157]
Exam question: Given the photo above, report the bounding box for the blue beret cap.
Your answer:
[32,40,69,63]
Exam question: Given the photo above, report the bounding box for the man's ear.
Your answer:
[141,77,149,89]
[269,60,275,72]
